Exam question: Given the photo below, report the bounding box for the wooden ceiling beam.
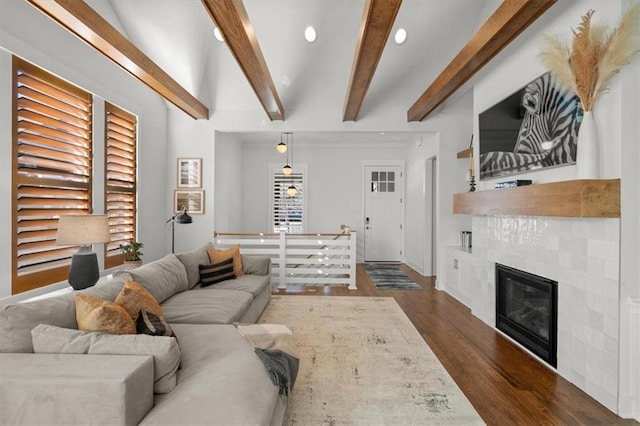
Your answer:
[407,0,556,122]
[343,0,402,122]
[201,0,284,121]
[27,0,209,120]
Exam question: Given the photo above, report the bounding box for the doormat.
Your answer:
[364,263,422,290]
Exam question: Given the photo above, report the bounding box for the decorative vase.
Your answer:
[576,111,599,179]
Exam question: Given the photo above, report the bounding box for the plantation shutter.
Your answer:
[13,57,93,294]
[104,102,137,268]
[272,171,304,233]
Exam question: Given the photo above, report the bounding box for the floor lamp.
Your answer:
[168,207,193,253]
[56,214,111,290]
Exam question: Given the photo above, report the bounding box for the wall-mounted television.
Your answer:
[478,72,583,180]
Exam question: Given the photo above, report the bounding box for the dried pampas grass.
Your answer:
[538,4,640,111]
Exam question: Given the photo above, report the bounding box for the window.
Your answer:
[370,170,396,193]
[104,103,137,268]
[12,57,93,294]
[272,166,305,233]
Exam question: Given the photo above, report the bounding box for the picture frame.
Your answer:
[177,158,202,188]
[174,190,204,214]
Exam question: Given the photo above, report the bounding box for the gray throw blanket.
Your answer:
[254,348,299,398]
[235,324,299,400]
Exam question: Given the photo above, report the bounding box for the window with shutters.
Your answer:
[271,165,306,234]
[12,57,93,294]
[104,103,137,268]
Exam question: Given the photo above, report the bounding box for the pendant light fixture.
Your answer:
[276,133,287,154]
[286,132,298,196]
[282,132,293,175]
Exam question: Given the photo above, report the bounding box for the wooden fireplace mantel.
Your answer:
[453,179,620,218]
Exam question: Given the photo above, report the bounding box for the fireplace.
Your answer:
[496,264,557,367]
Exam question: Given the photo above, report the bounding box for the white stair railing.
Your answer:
[213,231,357,290]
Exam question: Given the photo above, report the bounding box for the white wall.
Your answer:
[470,0,640,417]
[405,134,441,275]
[0,0,169,298]
[240,143,408,262]
[214,132,243,233]
[166,109,215,254]
[619,0,640,418]
[473,0,623,188]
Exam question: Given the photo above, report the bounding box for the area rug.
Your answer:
[259,296,484,425]
[364,263,422,290]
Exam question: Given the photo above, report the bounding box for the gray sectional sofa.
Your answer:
[0,244,286,425]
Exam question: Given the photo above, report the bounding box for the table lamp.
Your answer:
[56,214,111,290]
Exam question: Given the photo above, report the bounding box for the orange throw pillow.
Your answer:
[206,245,243,277]
[75,294,136,335]
[115,281,164,321]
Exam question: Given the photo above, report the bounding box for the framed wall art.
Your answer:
[177,158,202,188]
[174,190,204,214]
[478,72,583,180]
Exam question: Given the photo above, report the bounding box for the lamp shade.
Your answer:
[56,215,111,246]
[276,142,287,153]
[287,185,298,196]
[176,211,193,224]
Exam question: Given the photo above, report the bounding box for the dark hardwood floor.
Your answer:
[273,263,637,426]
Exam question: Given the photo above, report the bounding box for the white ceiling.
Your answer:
[101,0,489,146]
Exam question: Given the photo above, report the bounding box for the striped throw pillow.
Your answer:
[199,257,236,287]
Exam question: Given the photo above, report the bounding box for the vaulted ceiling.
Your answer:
[25,0,556,145]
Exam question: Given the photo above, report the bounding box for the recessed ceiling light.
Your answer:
[394,28,407,45]
[305,26,317,43]
[214,27,224,42]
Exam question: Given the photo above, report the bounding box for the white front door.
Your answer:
[364,166,403,262]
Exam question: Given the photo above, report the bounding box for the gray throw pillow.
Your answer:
[129,254,189,303]
[176,242,213,289]
[241,255,271,275]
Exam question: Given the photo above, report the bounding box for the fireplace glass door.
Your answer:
[496,264,557,367]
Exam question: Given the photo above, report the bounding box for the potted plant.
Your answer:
[120,240,143,269]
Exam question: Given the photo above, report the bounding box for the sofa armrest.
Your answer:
[0,353,154,426]
[241,255,272,276]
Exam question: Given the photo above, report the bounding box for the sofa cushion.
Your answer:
[140,324,280,426]
[0,293,76,353]
[176,242,213,289]
[115,281,164,321]
[81,275,129,301]
[199,273,270,298]
[31,324,93,353]
[89,333,180,394]
[207,245,244,277]
[129,254,189,303]
[30,324,180,394]
[161,289,252,324]
[75,294,136,335]
[0,277,128,354]
[241,255,271,275]
[199,258,235,287]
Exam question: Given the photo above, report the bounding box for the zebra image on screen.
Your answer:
[479,72,583,180]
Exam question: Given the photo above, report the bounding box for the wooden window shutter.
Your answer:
[104,102,137,268]
[12,57,93,294]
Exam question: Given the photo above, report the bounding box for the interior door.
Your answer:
[364,166,403,262]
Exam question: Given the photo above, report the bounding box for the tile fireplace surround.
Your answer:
[470,215,620,411]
